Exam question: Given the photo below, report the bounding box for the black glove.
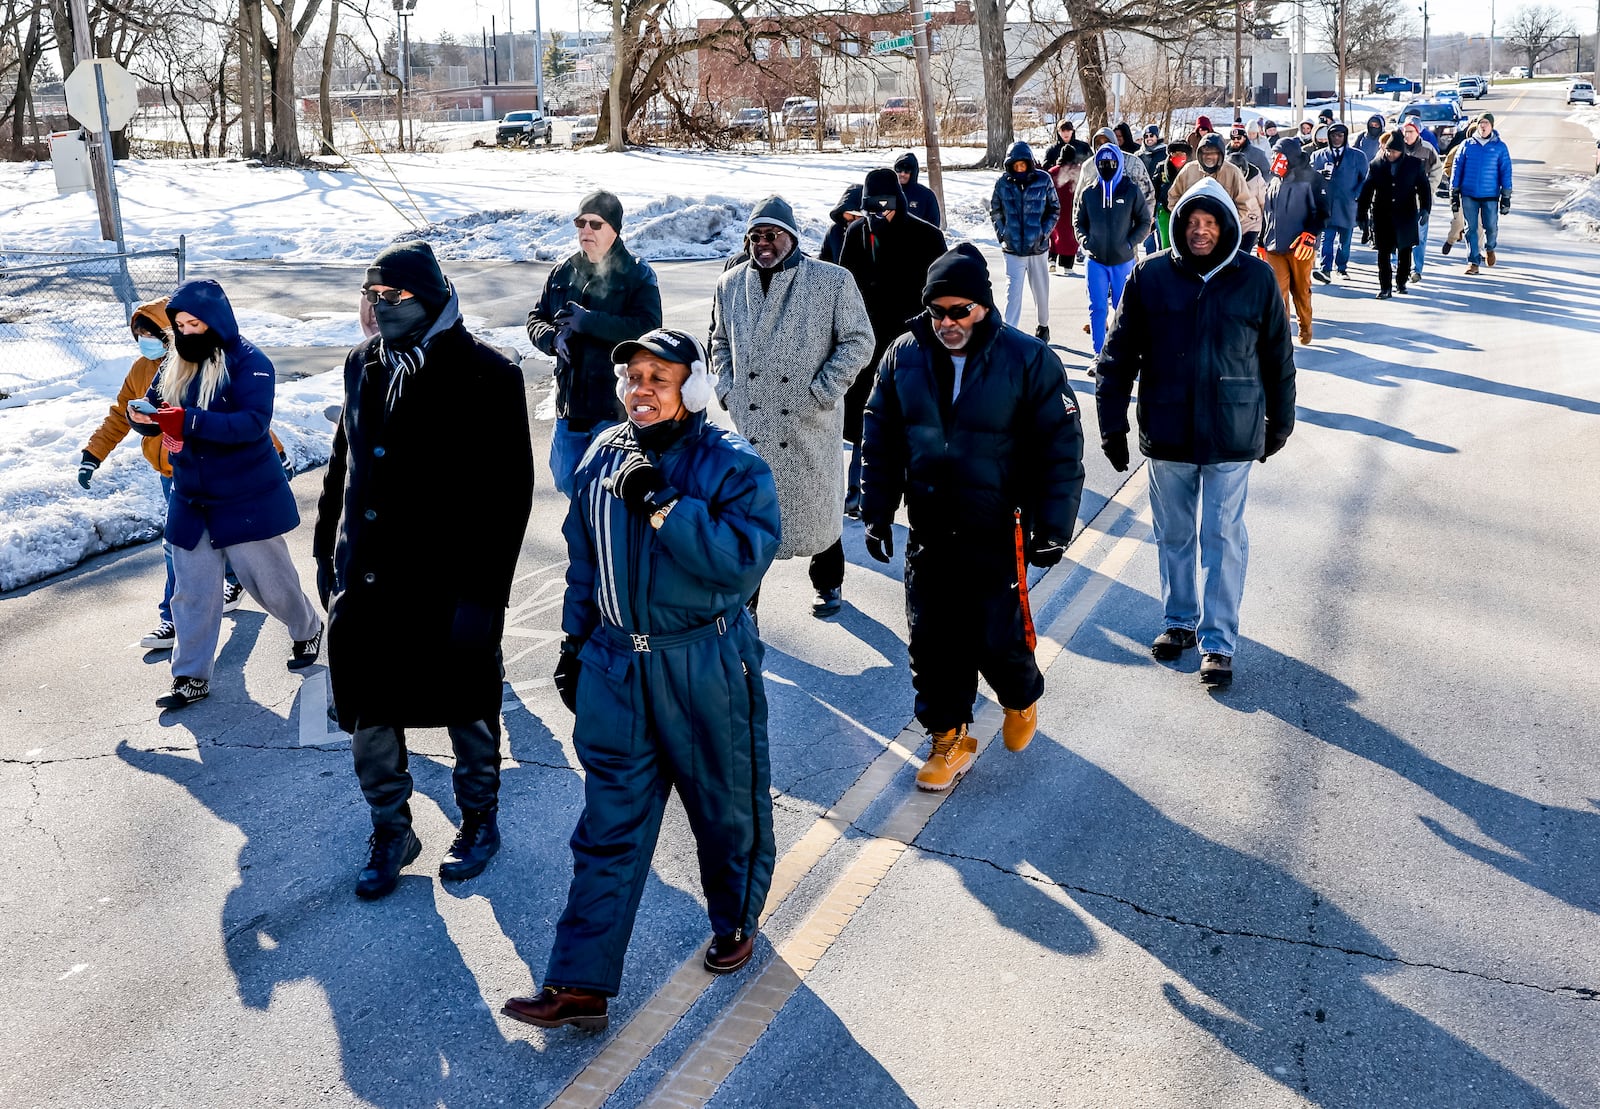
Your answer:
[1498,194,1511,215]
[315,554,336,610]
[555,301,591,334]
[604,451,664,514]
[1259,428,1290,462]
[78,450,99,490]
[449,601,498,650]
[864,520,894,564]
[1450,189,1461,213]
[1027,535,1068,568]
[553,645,582,714]
[1102,434,1129,473]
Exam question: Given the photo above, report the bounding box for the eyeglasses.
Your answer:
[361,287,407,305]
[747,229,785,244]
[928,302,979,321]
[573,217,608,230]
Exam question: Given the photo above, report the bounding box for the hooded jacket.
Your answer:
[1354,115,1386,162]
[839,170,948,358]
[819,183,864,264]
[893,152,943,227]
[1311,133,1369,229]
[990,141,1060,255]
[527,238,663,427]
[1076,127,1155,226]
[1074,144,1153,266]
[85,298,175,477]
[136,280,297,551]
[1138,136,1168,179]
[1450,128,1513,200]
[1168,135,1262,236]
[1261,136,1329,252]
[1094,179,1295,465]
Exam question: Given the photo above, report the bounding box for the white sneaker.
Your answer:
[141,620,176,649]
[222,580,244,612]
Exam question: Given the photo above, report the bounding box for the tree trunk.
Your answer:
[249,2,268,155]
[974,0,1013,167]
[319,0,338,154]
[237,9,255,155]
[1077,32,1110,131]
[607,0,628,151]
[269,21,302,162]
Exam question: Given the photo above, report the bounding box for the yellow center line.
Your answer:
[542,465,1155,1108]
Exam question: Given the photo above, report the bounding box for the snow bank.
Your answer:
[1556,109,1600,240]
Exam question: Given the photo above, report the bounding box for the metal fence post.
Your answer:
[178,235,187,284]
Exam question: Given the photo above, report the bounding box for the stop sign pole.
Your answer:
[68,0,124,247]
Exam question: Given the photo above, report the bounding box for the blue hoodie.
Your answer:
[990,141,1060,255]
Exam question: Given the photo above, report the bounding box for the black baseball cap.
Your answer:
[612,327,703,366]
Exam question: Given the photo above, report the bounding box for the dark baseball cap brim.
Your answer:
[612,327,699,366]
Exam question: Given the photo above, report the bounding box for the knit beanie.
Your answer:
[365,241,451,310]
[747,195,800,239]
[1480,112,1495,126]
[922,243,992,308]
[1385,132,1406,152]
[1197,115,1213,132]
[578,189,624,232]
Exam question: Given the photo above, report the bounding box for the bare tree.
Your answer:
[1314,0,1413,89]
[1503,4,1576,75]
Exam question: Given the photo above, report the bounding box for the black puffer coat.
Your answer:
[314,321,535,731]
[1357,152,1432,249]
[1094,179,1296,465]
[861,314,1085,574]
[527,240,662,427]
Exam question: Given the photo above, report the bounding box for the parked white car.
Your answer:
[569,114,599,146]
[1568,80,1596,105]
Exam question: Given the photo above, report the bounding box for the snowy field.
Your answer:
[1557,107,1600,239]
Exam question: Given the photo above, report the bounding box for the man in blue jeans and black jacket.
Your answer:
[1094,179,1295,689]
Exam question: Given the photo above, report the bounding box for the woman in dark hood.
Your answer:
[1113,121,1140,154]
[818,183,864,264]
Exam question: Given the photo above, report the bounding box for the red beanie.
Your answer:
[1197,115,1213,131]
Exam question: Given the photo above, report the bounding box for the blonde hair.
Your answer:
[157,338,226,410]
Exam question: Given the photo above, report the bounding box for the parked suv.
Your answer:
[1457,75,1488,99]
[496,110,553,146]
[1568,80,1596,105]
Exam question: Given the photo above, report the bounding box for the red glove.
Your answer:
[154,405,186,456]
[1292,232,1317,262]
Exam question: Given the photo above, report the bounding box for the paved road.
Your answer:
[4,82,1598,1108]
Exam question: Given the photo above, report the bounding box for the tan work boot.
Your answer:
[1001,703,1038,752]
[1465,263,1480,275]
[1486,249,1497,267]
[915,726,976,791]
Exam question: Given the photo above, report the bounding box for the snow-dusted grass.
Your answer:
[1557,108,1600,240]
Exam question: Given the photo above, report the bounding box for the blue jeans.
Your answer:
[550,418,616,498]
[161,475,240,621]
[1318,225,1352,273]
[1412,211,1430,276]
[1462,196,1499,265]
[1086,257,1136,354]
[1148,459,1252,658]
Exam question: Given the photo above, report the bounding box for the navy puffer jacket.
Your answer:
[1261,137,1328,251]
[990,142,1061,256]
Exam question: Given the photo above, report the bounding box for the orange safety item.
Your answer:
[1013,509,1038,652]
[1292,232,1317,262]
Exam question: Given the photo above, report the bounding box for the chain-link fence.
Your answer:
[0,243,186,403]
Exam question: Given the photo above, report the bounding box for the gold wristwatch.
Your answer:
[650,497,678,530]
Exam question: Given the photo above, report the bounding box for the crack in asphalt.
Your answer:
[909,842,1600,1003]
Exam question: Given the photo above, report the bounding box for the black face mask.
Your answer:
[374,296,432,343]
[1097,160,1117,180]
[173,329,221,363]
[634,411,692,453]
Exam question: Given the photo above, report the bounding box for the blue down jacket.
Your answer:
[990,142,1060,256]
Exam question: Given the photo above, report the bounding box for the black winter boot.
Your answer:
[355,826,422,900]
[439,808,500,882]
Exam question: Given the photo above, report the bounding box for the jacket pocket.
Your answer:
[1216,377,1265,454]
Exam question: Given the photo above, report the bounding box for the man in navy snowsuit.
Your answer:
[502,328,781,1032]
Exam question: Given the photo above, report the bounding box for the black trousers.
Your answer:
[904,538,1044,733]
[1377,229,1412,292]
[351,718,502,831]
[747,537,845,614]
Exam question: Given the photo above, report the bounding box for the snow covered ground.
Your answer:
[1557,108,1600,240]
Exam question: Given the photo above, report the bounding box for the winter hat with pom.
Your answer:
[612,328,713,413]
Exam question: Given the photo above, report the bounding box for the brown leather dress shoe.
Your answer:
[705,931,756,974]
[501,986,609,1031]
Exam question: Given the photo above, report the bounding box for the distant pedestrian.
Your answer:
[1450,113,1513,275]
[990,141,1060,340]
[1399,120,1443,280]
[1042,118,1092,168]
[714,195,875,616]
[1358,134,1432,298]
[1094,180,1296,690]
[1185,114,1217,152]
[1225,128,1269,254]
[1260,137,1328,346]
[527,190,662,496]
[126,280,322,709]
[1311,122,1368,280]
[1113,121,1142,155]
[1048,150,1081,273]
[1076,142,1152,354]
[1232,122,1273,179]
[1150,140,1192,251]
[1353,113,1386,167]
[1137,124,1167,178]
[861,244,1084,790]
[894,151,943,227]
[502,328,781,1033]
[817,183,864,264]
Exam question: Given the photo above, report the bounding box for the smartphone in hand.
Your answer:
[129,399,160,415]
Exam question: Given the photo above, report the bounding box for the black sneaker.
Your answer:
[157,676,210,709]
[355,827,422,900]
[1199,653,1233,689]
[812,587,842,618]
[222,580,245,613]
[1441,240,1453,255]
[1396,283,1409,295]
[1337,269,1348,277]
[1312,268,1331,284]
[439,809,500,882]
[1035,325,1051,342]
[1376,289,1393,300]
[1150,627,1197,661]
[141,620,176,649]
[288,624,323,671]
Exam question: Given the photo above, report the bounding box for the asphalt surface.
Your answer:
[4,81,1598,1108]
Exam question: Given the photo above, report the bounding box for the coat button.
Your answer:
[779,441,788,448]
[749,373,758,380]
[363,572,375,584]
[373,447,386,457]
[781,376,789,383]
[780,408,789,415]
[749,403,757,410]
[364,509,376,521]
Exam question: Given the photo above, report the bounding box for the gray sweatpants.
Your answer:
[170,529,321,681]
[1003,251,1051,329]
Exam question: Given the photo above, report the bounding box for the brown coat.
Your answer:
[1168,161,1262,235]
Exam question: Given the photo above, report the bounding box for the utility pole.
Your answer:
[1593,0,1598,80]
[1294,0,1306,119]
[534,0,546,112]
[1234,0,1244,121]
[1489,0,1496,76]
[509,11,516,84]
[67,0,116,243]
[1337,0,1348,119]
[908,0,945,227]
[1420,0,1429,89]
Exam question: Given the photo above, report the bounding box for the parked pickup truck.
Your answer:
[1374,75,1423,94]
[496,110,553,147]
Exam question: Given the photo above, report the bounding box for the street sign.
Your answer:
[64,58,139,131]
[871,34,914,54]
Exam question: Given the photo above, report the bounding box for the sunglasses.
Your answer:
[747,228,785,244]
[928,302,979,322]
[573,217,608,230]
[361,287,407,305]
